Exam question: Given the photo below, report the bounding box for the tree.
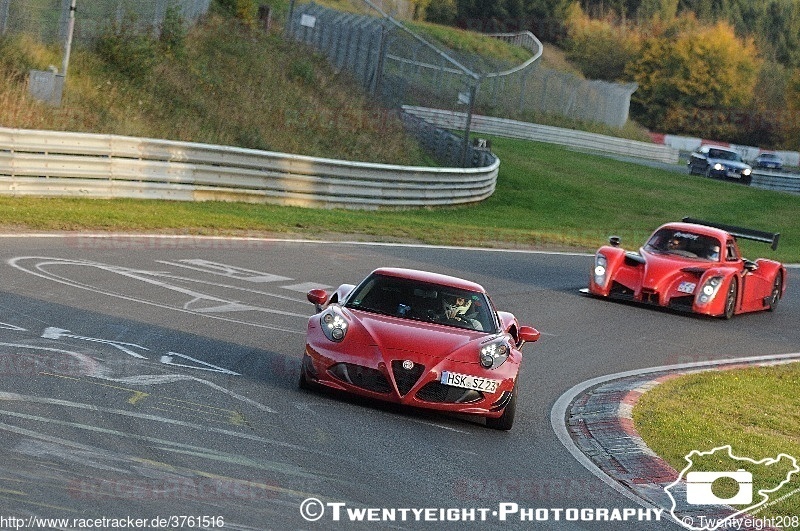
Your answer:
[426,0,458,24]
[635,0,678,21]
[626,14,761,136]
[563,3,642,81]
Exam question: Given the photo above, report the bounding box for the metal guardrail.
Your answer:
[404,106,679,164]
[751,170,800,194]
[0,127,499,209]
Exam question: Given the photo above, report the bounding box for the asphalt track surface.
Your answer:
[0,235,796,530]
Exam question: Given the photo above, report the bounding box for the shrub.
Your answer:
[93,13,158,80]
[159,3,188,56]
[214,0,257,27]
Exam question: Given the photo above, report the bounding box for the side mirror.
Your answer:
[609,236,621,247]
[518,326,541,347]
[743,260,758,273]
[307,289,329,312]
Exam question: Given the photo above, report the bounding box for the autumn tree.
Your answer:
[625,14,761,138]
[563,3,642,81]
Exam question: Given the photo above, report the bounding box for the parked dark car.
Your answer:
[687,146,752,185]
[753,152,783,170]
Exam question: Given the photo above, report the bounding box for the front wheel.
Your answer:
[767,272,783,311]
[485,385,517,430]
[298,354,317,391]
[723,279,738,319]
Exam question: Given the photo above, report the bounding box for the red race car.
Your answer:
[300,267,540,430]
[588,218,786,319]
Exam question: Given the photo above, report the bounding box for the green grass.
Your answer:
[633,364,800,518]
[2,137,797,263]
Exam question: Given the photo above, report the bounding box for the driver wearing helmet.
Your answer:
[441,295,483,330]
[667,237,682,251]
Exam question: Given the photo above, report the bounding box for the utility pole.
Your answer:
[61,0,77,77]
[461,82,479,168]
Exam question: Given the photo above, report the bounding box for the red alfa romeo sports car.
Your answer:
[588,218,786,319]
[299,267,540,430]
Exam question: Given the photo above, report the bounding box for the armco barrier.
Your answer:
[403,106,680,164]
[751,170,800,194]
[0,127,498,209]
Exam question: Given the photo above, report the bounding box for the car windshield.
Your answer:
[644,228,722,261]
[345,273,497,332]
[707,148,741,162]
[760,154,779,160]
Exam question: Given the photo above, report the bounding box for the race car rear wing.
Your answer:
[682,217,780,250]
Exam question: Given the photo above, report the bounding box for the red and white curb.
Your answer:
[551,352,800,529]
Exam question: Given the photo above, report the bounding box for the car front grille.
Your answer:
[490,391,513,411]
[609,281,635,300]
[415,382,483,404]
[391,360,425,396]
[328,363,392,394]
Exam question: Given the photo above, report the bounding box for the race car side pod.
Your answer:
[681,217,780,251]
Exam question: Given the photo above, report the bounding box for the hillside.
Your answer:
[0,13,427,166]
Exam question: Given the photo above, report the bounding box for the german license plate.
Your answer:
[440,371,500,393]
[726,170,740,178]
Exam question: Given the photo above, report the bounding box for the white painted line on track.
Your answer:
[0,233,594,256]
[7,256,305,334]
[4,233,798,268]
[550,351,800,509]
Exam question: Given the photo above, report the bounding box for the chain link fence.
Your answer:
[287,1,636,129]
[0,0,210,44]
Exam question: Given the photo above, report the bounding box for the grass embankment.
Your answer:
[2,137,797,263]
[0,15,426,165]
[634,364,800,519]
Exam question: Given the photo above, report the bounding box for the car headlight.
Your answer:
[594,253,609,287]
[696,276,723,306]
[713,163,724,171]
[479,338,512,369]
[320,309,348,342]
[743,168,752,176]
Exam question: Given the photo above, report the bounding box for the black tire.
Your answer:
[723,279,738,319]
[298,354,316,391]
[767,272,783,311]
[485,385,517,431]
[298,368,312,390]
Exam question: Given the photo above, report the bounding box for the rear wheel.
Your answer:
[767,272,783,311]
[723,280,738,319]
[486,385,517,431]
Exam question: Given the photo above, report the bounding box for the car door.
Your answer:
[727,239,768,311]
